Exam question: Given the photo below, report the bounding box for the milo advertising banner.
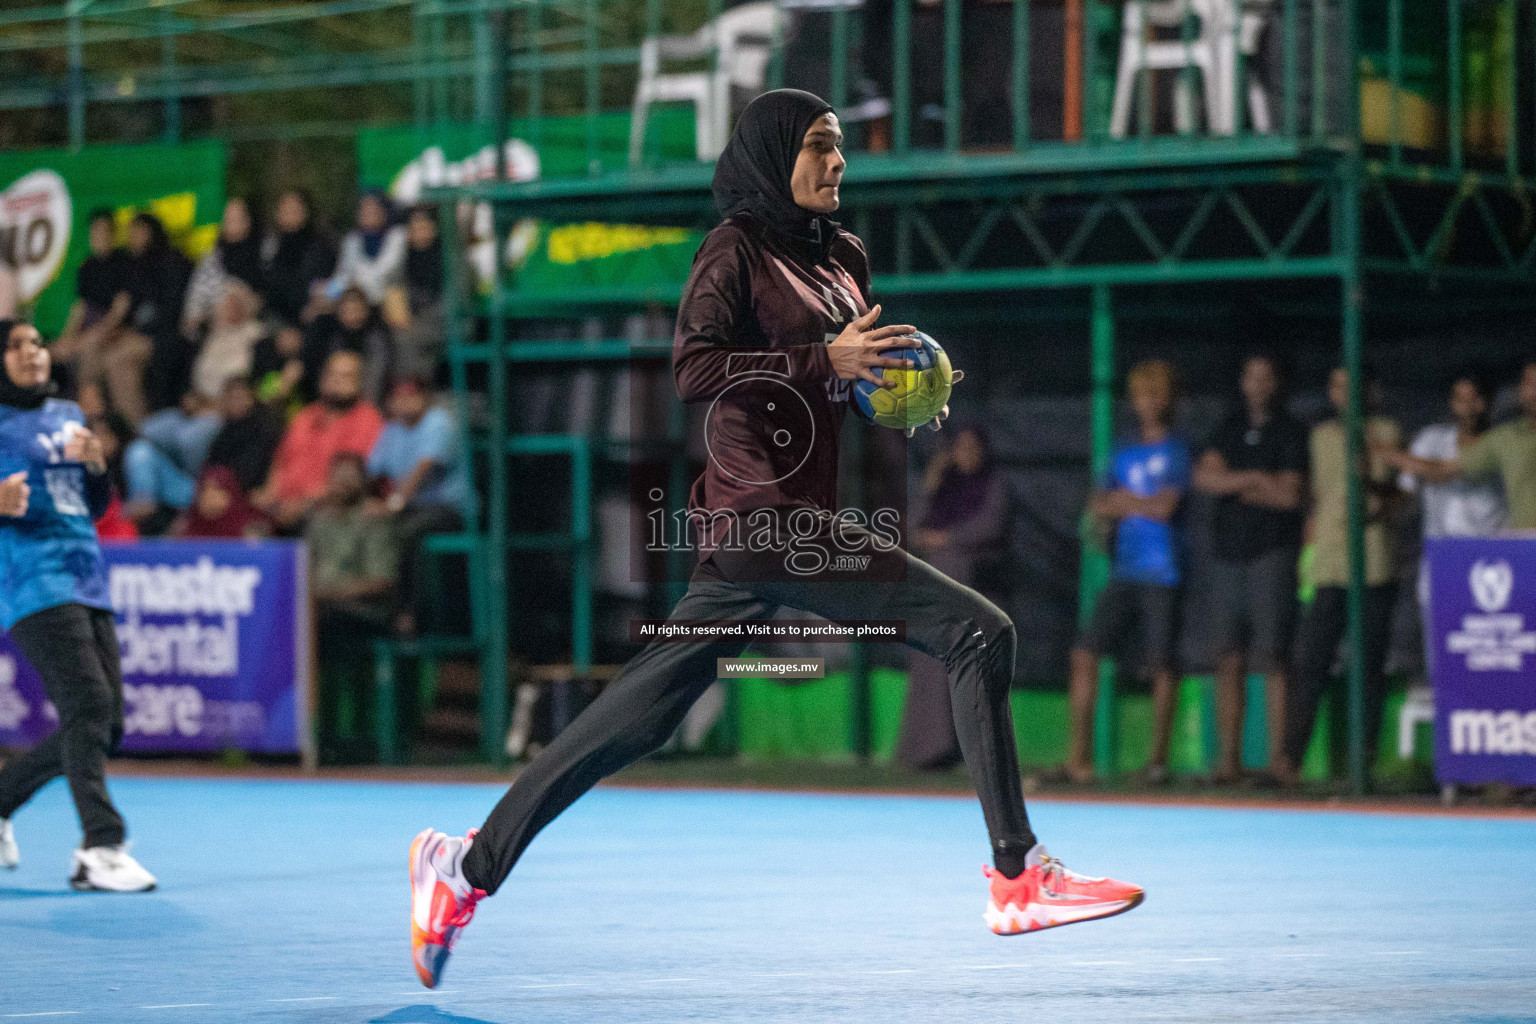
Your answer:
[0,141,225,336]
[357,111,703,296]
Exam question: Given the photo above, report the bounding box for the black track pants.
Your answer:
[462,540,1034,895]
[0,603,127,848]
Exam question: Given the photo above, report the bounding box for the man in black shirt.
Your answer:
[52,208,132,394]
[1193,353,1306,784]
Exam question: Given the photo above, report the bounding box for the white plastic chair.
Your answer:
[629,1,785,165]
[1225,0,1274,134]
[1110,0,1272,138]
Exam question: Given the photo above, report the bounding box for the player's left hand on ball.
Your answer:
[64,428,107,473]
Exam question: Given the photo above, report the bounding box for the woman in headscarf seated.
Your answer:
[895,425,1010,770]
[324,190,406,307]
[174,464,269,540]
[301,286,393,408]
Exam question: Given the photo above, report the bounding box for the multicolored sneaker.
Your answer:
[409,828,486,988]
[983,846,1143,935]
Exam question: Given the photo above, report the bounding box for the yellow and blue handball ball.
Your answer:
[851,331,954,430]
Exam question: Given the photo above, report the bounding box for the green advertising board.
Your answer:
[357,110,704,297]
[0,141,226,336]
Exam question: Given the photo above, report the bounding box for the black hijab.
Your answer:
[711,89,837,258]
[0,320,56,411]
[357,190,395,259]
[921,426,996,530]
[404,210,443,303]
[217,201,264,293]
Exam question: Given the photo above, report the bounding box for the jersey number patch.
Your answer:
[44,469,88,517]
[35,423,88,517]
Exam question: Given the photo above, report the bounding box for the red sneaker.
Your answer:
[409,828,486,987]
[983,847,1144,935]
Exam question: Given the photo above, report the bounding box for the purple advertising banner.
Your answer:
[0,540,311,758]
[1427,536,1536,786]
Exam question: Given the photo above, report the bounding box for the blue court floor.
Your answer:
[1,777,1533,1024]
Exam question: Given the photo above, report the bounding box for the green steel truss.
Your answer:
[1362,169,1536,281]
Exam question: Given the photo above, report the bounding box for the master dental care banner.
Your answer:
[0,140,225,336]
[1428,536,1536,786]
[0,540,310,756]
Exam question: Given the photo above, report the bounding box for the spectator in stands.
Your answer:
[1273,366,1401,788]
[1386,373,1506,693]
[307,450,398,759]
[183,197,263,341]
[302,286,393,407]
[52,208,131,393]
[203,375,284,496]
[119,212,193,421]
[1193,352,1306,784]
[325,190,405,306]
[0,251,16,321]
[260,188,336,327]
[255,349,385,532]
[895,425,1008,770]
[1382,359,1536,532]
[190,281,266,405]
[176,465,269,540]
[121,386,220,533]
[76,381,107,420]
[390,204,446,381]
[88,412,138,542]
[1063,360,1190,786]
[252,323,306,411]
[368,376,471,635]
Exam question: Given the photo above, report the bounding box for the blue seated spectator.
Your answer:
[367,376,471,635]
[122,389,221,532]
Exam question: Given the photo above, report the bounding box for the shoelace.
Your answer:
[1038,853,1070,891]
[436,885,481,931]
[93,842,138,869]
[442,897,476,928]
[432,838,482,930]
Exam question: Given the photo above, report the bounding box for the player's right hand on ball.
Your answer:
[0,471,30,517]
[828,305,917,387]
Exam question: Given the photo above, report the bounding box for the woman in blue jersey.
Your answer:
[0,320,156,892]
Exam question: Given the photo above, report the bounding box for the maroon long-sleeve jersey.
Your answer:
[673,214,872,552]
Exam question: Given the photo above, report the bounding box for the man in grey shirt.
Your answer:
[1397,373,1506,676]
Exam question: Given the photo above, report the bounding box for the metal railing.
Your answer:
[1,0,1528,180]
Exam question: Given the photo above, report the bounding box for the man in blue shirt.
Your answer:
[0,320,156,891]
[367,376,471,635]
[1065,360,1190,785]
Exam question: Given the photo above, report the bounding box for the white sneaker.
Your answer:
[0,819,17,870]
[70,843,157,892]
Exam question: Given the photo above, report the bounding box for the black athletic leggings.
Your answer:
[0,603,126,848]
[462,534,1035,895]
